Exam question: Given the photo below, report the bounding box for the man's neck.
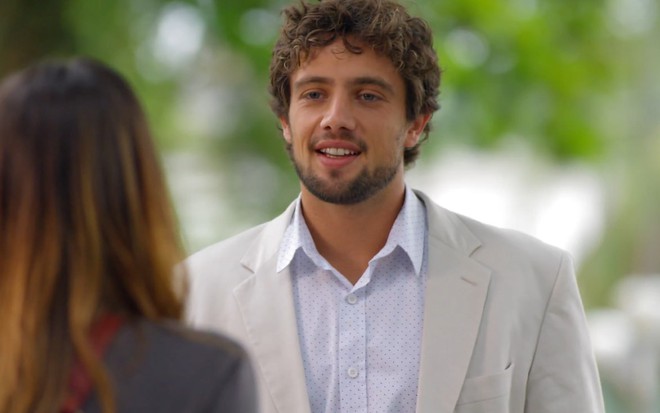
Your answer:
[300,182,406,284]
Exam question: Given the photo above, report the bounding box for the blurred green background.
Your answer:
[2,0,659,410]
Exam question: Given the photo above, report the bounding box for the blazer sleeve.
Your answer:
[525,252,605,412]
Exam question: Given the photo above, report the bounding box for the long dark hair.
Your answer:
[0,58,185,413]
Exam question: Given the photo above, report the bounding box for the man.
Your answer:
[185,0,605,412]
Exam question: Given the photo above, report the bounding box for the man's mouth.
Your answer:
[318,147,360,158]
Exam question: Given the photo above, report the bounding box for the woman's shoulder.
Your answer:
[143,319,246,355]
[120,318,249,369]
[96,318,257,412]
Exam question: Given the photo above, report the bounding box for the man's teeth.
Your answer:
[320,148,357,157]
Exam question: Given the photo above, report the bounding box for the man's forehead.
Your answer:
[295,37,371,67]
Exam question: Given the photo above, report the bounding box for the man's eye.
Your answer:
[304,91,323,100]
[359,93,380,102]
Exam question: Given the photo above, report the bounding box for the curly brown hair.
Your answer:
[269,0,441,166]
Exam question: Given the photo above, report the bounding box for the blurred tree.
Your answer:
[1,0,659,310]
[0,0,74,75]
[0,0,622,205]
[577,13,660,307]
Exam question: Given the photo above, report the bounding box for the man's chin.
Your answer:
[295,162,398,205]
[302,181,379,205]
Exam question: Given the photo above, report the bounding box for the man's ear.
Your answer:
[280,116,292,143]
[404,113,431,148]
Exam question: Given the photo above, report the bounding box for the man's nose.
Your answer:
[319,94,357,132]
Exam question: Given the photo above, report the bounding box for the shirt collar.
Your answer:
[276,195,321,273]
[385,186,427,276]
[277,186,427,276]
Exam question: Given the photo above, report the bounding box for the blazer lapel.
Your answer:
[414,192,492,413]
[233,203,312,413]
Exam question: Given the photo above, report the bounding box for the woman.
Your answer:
[0,58,257,413]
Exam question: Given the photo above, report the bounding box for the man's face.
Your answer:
[280,38,429,205]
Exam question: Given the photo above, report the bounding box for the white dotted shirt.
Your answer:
[277,187,428,413]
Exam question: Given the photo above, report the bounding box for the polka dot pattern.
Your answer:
[278,187,428,413]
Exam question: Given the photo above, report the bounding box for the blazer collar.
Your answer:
[240,190,481,271]
[413,189,482,256]
[240,200,296,273]
[233,256,311,413]
[234,200,311,413]
[414,190,492,413]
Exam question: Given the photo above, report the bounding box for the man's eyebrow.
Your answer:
[351,76,396,94]
[292,76,332,91]
[292,75,396,95]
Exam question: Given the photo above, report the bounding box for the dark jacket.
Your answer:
[82,319,257,413]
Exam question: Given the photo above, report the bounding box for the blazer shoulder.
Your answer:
[187,223,268,271]
[183,223,269,310]
[460,212,564,259]
[185,199,297,276]
[457,212,573,298]
[418,189,565,262]
[419,190,569,288]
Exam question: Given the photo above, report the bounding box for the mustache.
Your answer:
[310,130,367,152]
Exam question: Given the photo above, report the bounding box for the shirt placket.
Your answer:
[338,286,367,413]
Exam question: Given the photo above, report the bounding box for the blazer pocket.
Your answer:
[455,363,514,413]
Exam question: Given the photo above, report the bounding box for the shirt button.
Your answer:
[346,293,358,305]
[347,366,359,378]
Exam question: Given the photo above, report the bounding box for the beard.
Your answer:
[286,139,401,205]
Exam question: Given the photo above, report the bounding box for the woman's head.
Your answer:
[0,58,184,412]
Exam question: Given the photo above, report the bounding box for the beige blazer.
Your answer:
[185,190,604,413]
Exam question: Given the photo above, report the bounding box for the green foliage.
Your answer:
[1,0,625,177]
[426,0,615,160]
[0,0,74,74]
[2,0,659,303]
